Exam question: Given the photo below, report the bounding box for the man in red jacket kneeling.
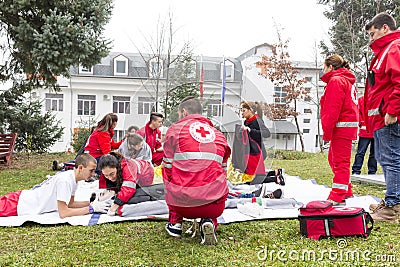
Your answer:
[162,96,231,245]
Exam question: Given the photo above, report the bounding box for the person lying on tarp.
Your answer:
[98,152,165,216]
[0,154,110,218]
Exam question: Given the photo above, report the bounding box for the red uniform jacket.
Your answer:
[137,122,163,165]
[162,114,230,207]
[364,30,400,132]
[357,96,373,138]
[320,68,358,141]
[99,158,154,205]
[84,128,122,158]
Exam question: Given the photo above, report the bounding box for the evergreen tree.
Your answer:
[318,0,400,76]
[7,99,63,152]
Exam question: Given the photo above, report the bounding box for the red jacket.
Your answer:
[357,96,373,138]
[320,68,358,141]
[364,30,400,132]
[99,158,154,205]
[84,128,122,158]
[162,114,230,207]
[137,122,162,152]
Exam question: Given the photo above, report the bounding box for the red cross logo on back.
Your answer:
[189,122,216,143]
[196,126,210,138]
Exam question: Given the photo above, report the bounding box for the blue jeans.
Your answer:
[351,137,377,174]
[374,123,400,206]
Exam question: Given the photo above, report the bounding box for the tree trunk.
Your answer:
[293,99,305,152]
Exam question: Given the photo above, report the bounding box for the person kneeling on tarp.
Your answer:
[0,154,110,218]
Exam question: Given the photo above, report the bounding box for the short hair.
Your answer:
[178,96,202,114]
[126,125,139,133]
[324,54,350,70]
[126,133,143,146]
[365,12,396,31]
[149,112,164,122]
[75,153,96,168]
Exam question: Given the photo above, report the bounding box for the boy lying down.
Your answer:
[0,154,111,218]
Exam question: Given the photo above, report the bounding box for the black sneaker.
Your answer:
[165,222,182,237]
[264,189,283,199]
[200,218,217,245]
[277,169,285,186]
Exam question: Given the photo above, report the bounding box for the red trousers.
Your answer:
[0,190,22,217]
[168,194,227,227]
[328,138,353,202]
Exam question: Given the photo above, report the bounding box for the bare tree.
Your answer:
[256,28,308,151]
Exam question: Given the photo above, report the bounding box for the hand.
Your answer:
[241,126,250,132]
[107,203,119,216]
[385,113,397,126]
[90,199,111,213]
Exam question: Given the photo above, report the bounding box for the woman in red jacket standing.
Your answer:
[320,55,359,205]
[84,113,122,174]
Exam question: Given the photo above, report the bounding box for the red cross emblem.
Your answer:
[189,122,216,143]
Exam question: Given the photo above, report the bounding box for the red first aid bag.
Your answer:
[298,200,374,240]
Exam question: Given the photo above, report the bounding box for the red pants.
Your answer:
[328,138,353,202]
[168,194,227,227]
[0,190,22,217]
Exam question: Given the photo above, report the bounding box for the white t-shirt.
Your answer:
[17,170,78,216]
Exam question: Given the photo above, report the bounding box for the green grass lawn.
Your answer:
[0,152,398,266]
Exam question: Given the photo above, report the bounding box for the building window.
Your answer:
[303,129,310,134]
[113,130,125,142]
[303,118,311,123]
[315,135,329,147]
[271,134,280,140]
[113,96,130,114]
[207,103,223,117]
[304,87,311,102]
[78,95,96,115]
[79,65,93,74]
[221,59,234,81]
[149,57,163,78]
[305,76,312,82]
[304,108,312,114]
[45,93,63,111]
[113,55,128,76]
[138,97,155,115]
[274,86,287,104]
[283,134,291,140]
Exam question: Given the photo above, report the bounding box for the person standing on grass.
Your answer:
[320,54,359,205]
[137,112,164,166]
[0,154,110,218]
[351,95,377,176]
[363,12,400,222]
[162,96,231,245]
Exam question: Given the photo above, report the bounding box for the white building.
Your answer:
[30,44,329,153]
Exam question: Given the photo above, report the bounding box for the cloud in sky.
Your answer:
[104,0,332,61]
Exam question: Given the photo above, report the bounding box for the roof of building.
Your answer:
[269,120,298,134]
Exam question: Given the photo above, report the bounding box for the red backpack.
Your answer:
[298,200,374,240]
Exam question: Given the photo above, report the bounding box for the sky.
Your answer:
[104,0,332,62]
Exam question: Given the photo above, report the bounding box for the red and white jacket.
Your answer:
[99,158,154,205]
[357,96,373,138]
[137,122,162,152]
[364,30,400,132]
[162,114,230,207]
[84,128,122,158]
[320,68,359,141]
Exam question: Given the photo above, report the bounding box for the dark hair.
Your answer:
[74,153,96,168]
[97,113,118,132]
[149,112,163,122]
[98,152,124,191]
[126,133,143,146]
[126,125,139,133]
[178,96,202,114]
[324,54,350,70]
[365,12,396,31]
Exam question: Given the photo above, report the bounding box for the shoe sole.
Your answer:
[165,225,182,238]
[201,222,217,245]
